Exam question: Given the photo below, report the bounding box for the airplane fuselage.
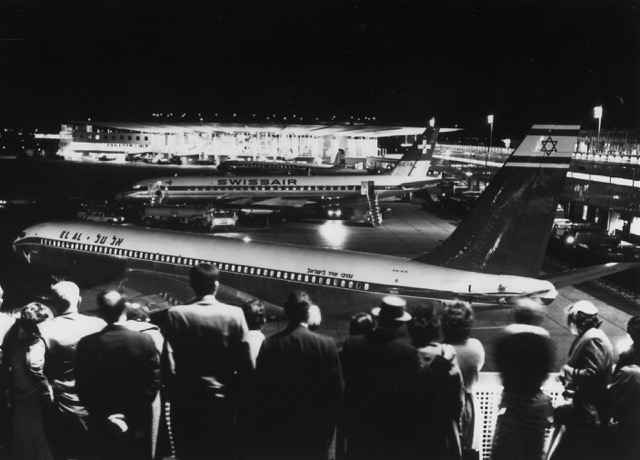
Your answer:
[13,221,557,321]
[116,174,438,205]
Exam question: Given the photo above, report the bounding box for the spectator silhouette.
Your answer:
[608,364,640,460]
[75,291,160,460]
[614,315,640,374]
[348,312,374,337]
[252,290,343,460]
[407,302,464,460]
[0,302,54,460]
[123,302,164,460]
[162,263,253,460]
[550,300,613,460]
[339,296,419,460]
[491,298,554,460]
[38,281,106,460]
[241,299,266,368]
[442,301,485,458]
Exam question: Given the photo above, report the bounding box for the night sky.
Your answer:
[1,0,639,135]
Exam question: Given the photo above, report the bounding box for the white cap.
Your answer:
[564,300,598,316]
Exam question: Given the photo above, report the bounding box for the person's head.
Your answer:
[441,301,474,344]
[126,302,151,323]
[407,302,442,347]
[19,302,53,335]
[371,296,411,331]
[242,299,266,331]
[190,263,219,298]
[512,297,546,326]
[565,300,601,336]
[51,281,81,315]
[96,290,128,324]
[283,290,312,324]
[627,315,640,344]
[349,312,374,336]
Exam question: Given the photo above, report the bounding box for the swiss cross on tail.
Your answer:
[540,136,558,156]
[420,139,429,154]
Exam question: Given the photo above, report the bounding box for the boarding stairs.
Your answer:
[363,181,382,226]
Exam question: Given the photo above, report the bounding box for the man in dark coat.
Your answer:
[163,263,253,460]
[252,290,344,460]
[75,291,160,460]
[339,296,420,460]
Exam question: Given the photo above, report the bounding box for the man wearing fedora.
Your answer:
[338,296,420,460]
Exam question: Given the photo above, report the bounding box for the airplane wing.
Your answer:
[77,269,285,318]
[220,196,311,208]
[541,262,640,289]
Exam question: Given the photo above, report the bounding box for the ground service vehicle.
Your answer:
[142,205,238,231]
[77,210,125,224]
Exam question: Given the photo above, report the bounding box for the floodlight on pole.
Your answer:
[487,115,494,150]
[593,106,603,139]
[429,117,435,128]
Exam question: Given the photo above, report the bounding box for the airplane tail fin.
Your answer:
[414,124,579,278]
[389,126,439,177]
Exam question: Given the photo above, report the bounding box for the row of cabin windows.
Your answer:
[78,134,149,141]
[175,185,361,192]
[45,239,370,292]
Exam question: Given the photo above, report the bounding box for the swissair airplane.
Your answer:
[13,124,640,325]
[114,127,441,216]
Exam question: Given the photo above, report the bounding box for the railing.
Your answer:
[476,372,564,460]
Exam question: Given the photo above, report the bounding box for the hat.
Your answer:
[371,296,411,322]
[564,300,598,316]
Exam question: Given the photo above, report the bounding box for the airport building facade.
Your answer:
[54,121,422,164]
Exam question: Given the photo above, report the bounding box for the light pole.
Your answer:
[487,115,494,150]
[593,105,603,140]
[429,117,435,128]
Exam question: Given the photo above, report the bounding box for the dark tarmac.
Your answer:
[0,157,636,373]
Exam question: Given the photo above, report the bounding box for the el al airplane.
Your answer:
[114,127,441,215]
[13,125,640,321]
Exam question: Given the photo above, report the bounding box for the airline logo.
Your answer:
[506,125,579,169]
[420,139,429,154]
[216,178,299,186]
[540,136,558,156]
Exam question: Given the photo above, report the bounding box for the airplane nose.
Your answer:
[12,231,26,254]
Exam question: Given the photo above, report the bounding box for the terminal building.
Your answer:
[54,121,435,164]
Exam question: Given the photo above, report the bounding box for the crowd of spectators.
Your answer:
[0,268,639,460]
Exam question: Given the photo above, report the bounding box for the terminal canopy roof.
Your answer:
[72,121,460,138]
